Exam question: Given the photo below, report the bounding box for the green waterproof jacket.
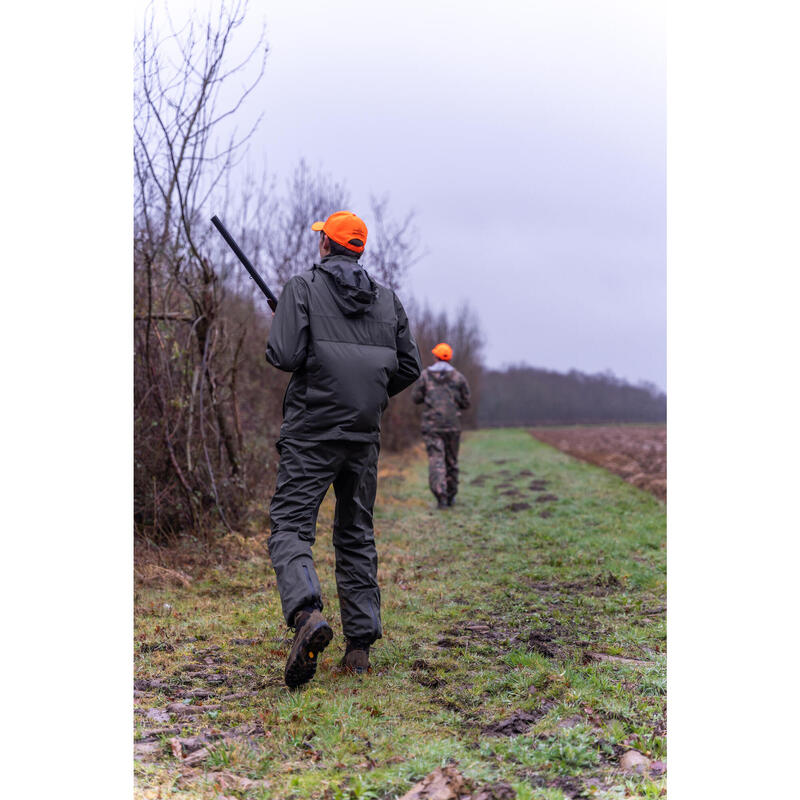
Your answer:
[266,254,422,442]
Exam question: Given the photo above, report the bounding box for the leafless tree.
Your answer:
[362,194,423,293]
[134,1,269,538]
[232,162,420,298]
[244,159,350,288]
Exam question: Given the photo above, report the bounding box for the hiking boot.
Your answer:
[284,609,333,688]
[339,639,370,674]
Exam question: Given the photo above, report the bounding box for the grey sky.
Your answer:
[164,0,665,389]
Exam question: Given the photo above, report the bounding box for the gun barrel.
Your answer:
[211,215,278,311]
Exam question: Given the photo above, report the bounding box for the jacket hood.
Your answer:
[428,363,457,383]
[315,255,377,317]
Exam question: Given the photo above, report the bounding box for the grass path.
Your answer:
[134,429,666,799]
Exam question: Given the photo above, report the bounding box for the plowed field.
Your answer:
[529,424,666,500]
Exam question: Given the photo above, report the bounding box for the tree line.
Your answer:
[476,366,666,427]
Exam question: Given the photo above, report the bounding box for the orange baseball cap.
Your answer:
[311,211,368,254]
[432,343,453,361]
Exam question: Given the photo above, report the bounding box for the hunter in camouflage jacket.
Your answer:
[411,360,471,507]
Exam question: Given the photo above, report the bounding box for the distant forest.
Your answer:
[476,366,666,427]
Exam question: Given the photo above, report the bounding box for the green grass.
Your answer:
[134,428,666,799]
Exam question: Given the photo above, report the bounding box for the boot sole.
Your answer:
[284,620,333,688]
[340,658,370,675]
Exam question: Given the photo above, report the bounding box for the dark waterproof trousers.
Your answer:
[422,430,461,502]
[268,437,382,644]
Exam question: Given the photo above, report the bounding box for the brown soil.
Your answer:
[535,493,559,503]
[529,425,666,500]
[482,708,547,736]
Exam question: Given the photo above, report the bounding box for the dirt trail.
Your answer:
[530,424,666,500]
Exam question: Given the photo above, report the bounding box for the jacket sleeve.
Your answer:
[456,374,472,410]
[387,293,422,397]
[265,275,310,372]
[410,374,425,404]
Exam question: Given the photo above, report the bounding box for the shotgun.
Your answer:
[211,215,278,311]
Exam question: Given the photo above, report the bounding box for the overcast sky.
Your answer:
[156,0,665,389]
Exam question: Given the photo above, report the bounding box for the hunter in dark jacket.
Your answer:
[265,210,421,687]
[411,342,471,508]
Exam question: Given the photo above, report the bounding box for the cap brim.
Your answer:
[310,221,325,231]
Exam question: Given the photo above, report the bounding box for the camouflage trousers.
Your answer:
[422,430,461,502]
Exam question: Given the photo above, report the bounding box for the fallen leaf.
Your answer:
[213,772,271,792]
[620,749,651,774]
[183,746,214,767]
[398,765,469,800]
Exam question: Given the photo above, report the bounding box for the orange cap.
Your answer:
[311,211,368,254]
[432,343,453,361]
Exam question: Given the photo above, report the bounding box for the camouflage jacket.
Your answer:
[411,363,471,432]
